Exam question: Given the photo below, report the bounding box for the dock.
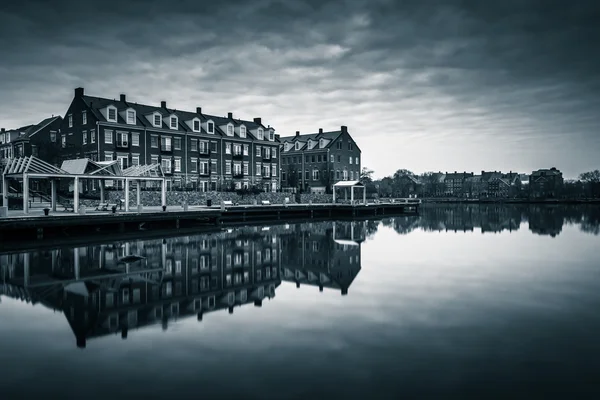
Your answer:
[0,201,419,246]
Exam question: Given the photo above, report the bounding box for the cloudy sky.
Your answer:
[1,0,599,179]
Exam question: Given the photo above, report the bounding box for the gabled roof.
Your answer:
[61,159,122,176]
[280,130,344,153]
[333,180,364,187]
[26,116,62,137]
[531,168,562,176]
[3,156,68,176]
[78,93,278,143]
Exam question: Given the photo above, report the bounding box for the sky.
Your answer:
[0,0,599,179]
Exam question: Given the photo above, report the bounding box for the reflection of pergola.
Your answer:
[2,156,167,213]
[332,180,366,204]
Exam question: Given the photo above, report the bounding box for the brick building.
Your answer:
[59,87,280,192]
[279,126,361,193]
[529,167,563,199]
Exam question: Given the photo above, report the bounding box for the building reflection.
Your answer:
[385,204,600,237]
[0,221,364,348]
[280,221,364,295]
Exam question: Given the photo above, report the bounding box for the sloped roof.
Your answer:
[280,130,343,153]
[333,180,364,187]
[79,94,278,143]
[61,159,122,176]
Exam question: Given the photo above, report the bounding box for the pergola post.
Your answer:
[136,180,141,206]
[363,186,366,204]
[124,178,130,212]
[161,178,167,207]
[2,174,8,209]
[23,174,29,214]
[351,186,354,205]
[99,180,105,203]
[74,247,80,280]
[51,179,57,211]
[332,186,336,203]
[73,177,79,213]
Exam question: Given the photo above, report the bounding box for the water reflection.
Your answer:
[380,204,600,237]
[0,221,366,348]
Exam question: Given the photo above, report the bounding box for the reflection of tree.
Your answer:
[364,220,380,240]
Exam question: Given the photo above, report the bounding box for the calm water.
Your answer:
[1,204,599,399]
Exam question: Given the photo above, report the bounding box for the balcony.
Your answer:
[232,151,244,160]
[233,172,244,179]
[116,139,129,149]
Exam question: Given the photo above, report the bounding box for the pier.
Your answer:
[0,201,420,247]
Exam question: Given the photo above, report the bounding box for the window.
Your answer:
[256,162,261,176]
[170,116,178,129]
[240,126,246,138]
[193,119,200,132]
[154,114,162,127]
[349,157,353,164]
[272,164,277,177]
[233,144,242,156]
[105,152,113,161]
[263,164,271,177]
[199,160,209,174]
[61,134,66,148]
[174,137,182,150]
[117,155,128,169]
[127,110,135,124]
[337,155,341,162]
[305,170,310,180]
[117,132,128,146]
[190,139,198,151]
[233,162,242,175]
[199,141,208,154]
[161,136,172,151]
[355,157,359,165]
[161,158,171,173]
[295,142,301,150]
[313,169,319,180]
[81,130,87,145]
[349,142,353,150]
[151,135,158,148]
[104,130,113,144]
[225,162,231,175]
[211,160,217,174]
[107,107,117,122]
[68,114,73,128]
[132,132,139,146]
[225,143,231,154]
[243,144,249,155]
[331,154,334,163]
[207,121,214,133]
[255,146,261,157]
[337,141,342,150]
[269,131,274,141]
[50,132,56,142]
[272,148,277,158]
[210,142,217,153]
[243,162,249,175]
[227,125,233,136]
[174,158,181,172]
[258,128,264,140]
[151,155,159,165]
[190,157,197,172]
[264,147,271,159]
[132,154,140,166]
[82,111,87,125]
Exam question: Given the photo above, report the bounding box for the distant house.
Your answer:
[529,167,563,199]
[0,116,62,165]
[463,175,482,198]
[487,172,521,198]
[396,175,421,197]
[444,171,473,197]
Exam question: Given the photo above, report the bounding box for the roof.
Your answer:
[279,130,344,153]
[333,180,364,187]
[61,159,123,176]
[78,94,278,143]
[531,168,562,176]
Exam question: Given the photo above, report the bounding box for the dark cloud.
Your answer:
[1,0,599,177]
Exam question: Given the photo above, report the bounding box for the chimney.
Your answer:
[275,134,280,140]
[120,94,126,102]
[295,131,300,137]
[196,107,202,114]
[161,101,167,108]
[341,125,347,133]
[318,128,323,133]
[74,87,84,97]
[1,128,5,133]
[253,117,262,125]
[228,112,233,119]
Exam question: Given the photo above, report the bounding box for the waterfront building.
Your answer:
[279,126,361,193]
[444,171,473,196]
[529,167,564,199]
[59,88,280,192]
[0,116,62,165]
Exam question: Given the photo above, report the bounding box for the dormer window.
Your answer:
[193,119,201,132]
[126,110,136,124]
[269,130,274,141]
[295,142,301,150]
[320,139,325,148]
[170,116,178,129]
[107,106,117,122]
[240,125,246,138]
[227,124,234,136]
[153,113,162,127]
[207,121,214,134]
[258,128,264,140]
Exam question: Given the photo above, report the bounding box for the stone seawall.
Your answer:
[93,191,296,207]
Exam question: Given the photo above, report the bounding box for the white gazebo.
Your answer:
[332,180,366,205]
[2,156,167,214]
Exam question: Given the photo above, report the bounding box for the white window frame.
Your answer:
[227,124,234,136]
[295,142,301,150]
[190,157,197,173]
[107,106,117,122]
[105,130,113,144]
[131,154,140,166]
[170,115,178,130]
[269,130,274,141]
[255,146,261,157]
[126,109,136,124]
[225,162,232,175]
[256,162,261,176]
[272,148,277,158]
[257,128,264,140]
[240,125,246,138]
[82,131,87,145]
[131,132,139,146]
[207,120,214,134]
[349,157,353,165]
[153,113,162,127]
[174,158,181,172]
[68,114,73,128]
[82,111,87,125]
[243,144,249,155]
[193,119,201,132]
[355,157,359,165]
[162,158,172,173]
[225,143,231,154]
[243,162,249,175]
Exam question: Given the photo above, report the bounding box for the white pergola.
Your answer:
[332,180,366,205]
[2,156,167,214]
